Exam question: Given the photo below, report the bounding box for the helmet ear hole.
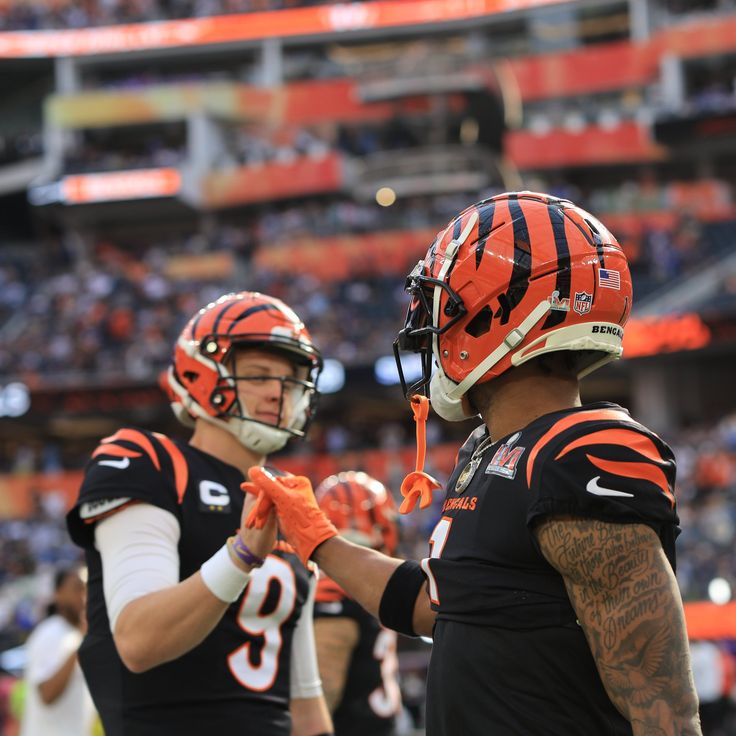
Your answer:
[465,305,494,338]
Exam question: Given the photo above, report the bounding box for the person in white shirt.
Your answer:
[20,567,95,736]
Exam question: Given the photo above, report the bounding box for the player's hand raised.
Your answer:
[242,467,337,566]
[234,493,277,569]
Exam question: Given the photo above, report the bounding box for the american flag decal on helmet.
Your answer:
[598,269,621,290]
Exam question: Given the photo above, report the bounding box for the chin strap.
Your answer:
[399,395,442,515]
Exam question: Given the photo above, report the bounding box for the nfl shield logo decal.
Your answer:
[573,291,593,316]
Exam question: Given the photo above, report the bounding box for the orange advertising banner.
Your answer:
[254,228,436,281]
[506,15,736,101]
[684,601,736,640]
[623,314,712,359]
[507,41,659,101]
[0,0,566,58]
[62,167,181,204]
[507,121,665,169]
[49,79,397,129]
[201,154,343,207]
[0,470,83,518]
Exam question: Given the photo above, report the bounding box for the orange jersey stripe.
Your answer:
[586,454,674,508]
[316,576,346,603]
[153,432,189,503]
[555,428,664,465]
[91,445,142,460]
[526,408,634,486]
[101,429,161,470]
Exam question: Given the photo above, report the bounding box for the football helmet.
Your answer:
[394,191,632,421]
[315,471,398,556]
[168,291,322,454]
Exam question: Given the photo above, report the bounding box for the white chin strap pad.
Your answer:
[429,370,473,422]
[232,420,291,455]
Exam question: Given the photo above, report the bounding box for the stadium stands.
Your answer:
[2,0,736,731]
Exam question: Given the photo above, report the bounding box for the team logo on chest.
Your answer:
[485,432,526,479]
[199,480,231,512]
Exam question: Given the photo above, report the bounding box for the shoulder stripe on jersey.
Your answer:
[526,408,633,486]
[91,445,142,461]
[153,432,189,503]
[587,455,674,508]
[99,429,161,470]
[555,428,664,464]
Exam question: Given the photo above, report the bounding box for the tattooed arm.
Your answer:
[535,516,701,736]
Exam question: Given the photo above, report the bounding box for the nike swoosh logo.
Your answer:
[98,457,130,469]
[317,602,343,614]
[586,476,634,498]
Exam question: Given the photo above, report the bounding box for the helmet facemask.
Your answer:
[217,347,320,444]
[171,341,321,456]
[393,259,468,400]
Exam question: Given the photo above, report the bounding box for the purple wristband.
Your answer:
[229,536,265,568]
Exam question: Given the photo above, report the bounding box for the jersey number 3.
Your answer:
[228,556,296,691]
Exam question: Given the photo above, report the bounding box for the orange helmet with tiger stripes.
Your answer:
[315,471,399,556]
[394,191,632,421]
[168,291,322,454]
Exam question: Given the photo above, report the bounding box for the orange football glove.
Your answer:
[242,467,338,566]
[241,482,275,529]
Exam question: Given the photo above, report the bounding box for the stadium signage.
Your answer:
[622,314,711,358]
[0,0,566,58]
[61,168,181,204]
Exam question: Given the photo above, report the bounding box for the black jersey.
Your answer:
[422,403,679,736]
[66,428,313,736]
[314,576,400,736]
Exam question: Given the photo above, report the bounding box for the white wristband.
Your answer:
[200,544,251,602]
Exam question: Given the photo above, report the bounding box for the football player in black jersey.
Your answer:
[313,472,402,736]
[66,292,333,736]
[245,192,702,736]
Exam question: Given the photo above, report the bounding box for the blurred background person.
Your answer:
[313,472,403,736]
[19,566,95,736]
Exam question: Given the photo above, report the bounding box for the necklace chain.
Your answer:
[455,435,496,494]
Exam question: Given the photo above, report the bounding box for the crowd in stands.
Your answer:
[0,134,42,167]
[2,0,735,33]
[1,175,734,386]
[0,0,347,32]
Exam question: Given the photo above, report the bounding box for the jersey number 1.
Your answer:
[228,556,296,691]
[420,516,453,605]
